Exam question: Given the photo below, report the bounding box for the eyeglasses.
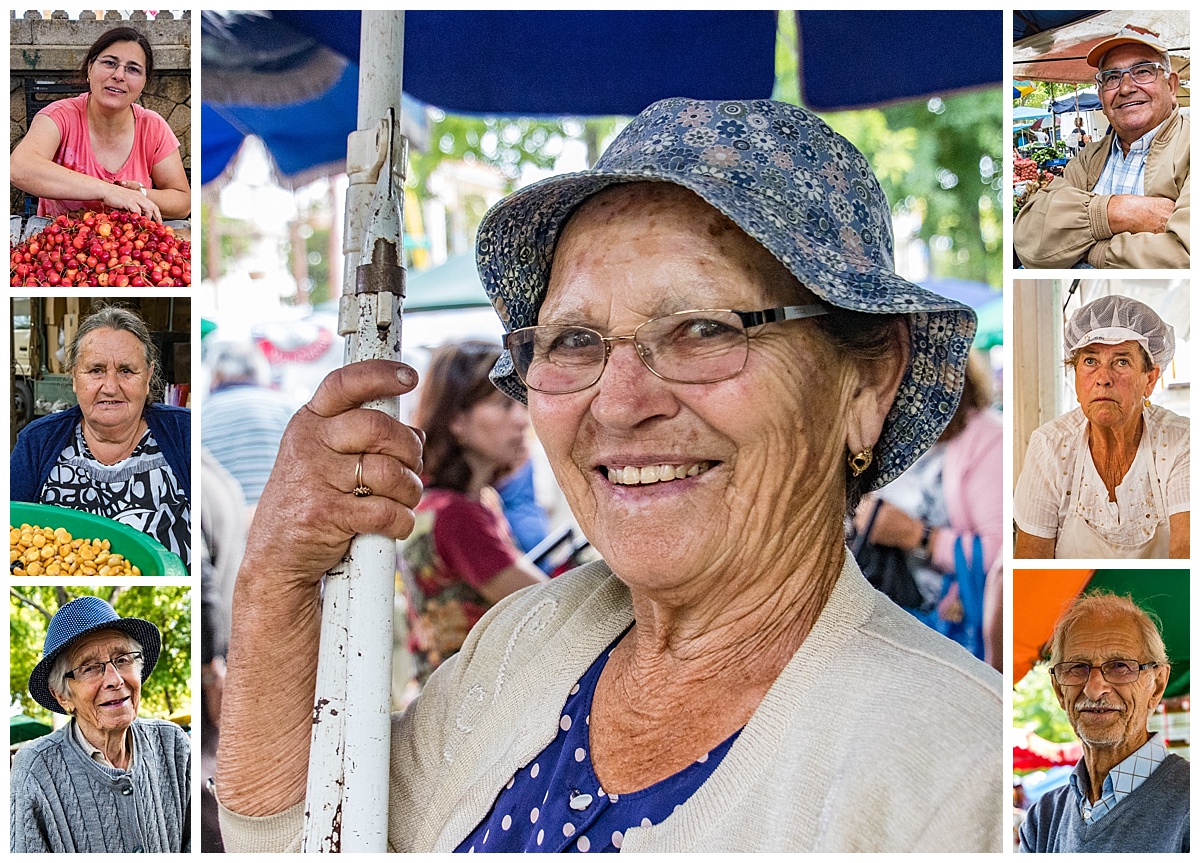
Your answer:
[94,57,145,79]
[1095,62,1168,91]
[65,651,144,684]
[1049,659,1158,685]
[504,305,830,395]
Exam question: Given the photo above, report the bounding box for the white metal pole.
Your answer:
[303,10,406,853]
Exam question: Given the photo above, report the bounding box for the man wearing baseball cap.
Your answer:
[1015,26,1189,269]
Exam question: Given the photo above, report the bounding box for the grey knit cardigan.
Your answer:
[10,717,191,852]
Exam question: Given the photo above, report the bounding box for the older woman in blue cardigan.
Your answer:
[10,305,191,566]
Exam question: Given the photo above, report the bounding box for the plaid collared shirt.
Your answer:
[1068,733,1168,824]
[1092,118,1168,196]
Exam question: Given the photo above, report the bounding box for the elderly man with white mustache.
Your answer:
[1020,593,1189,852]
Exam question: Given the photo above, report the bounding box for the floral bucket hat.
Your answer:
[475,97,976,489]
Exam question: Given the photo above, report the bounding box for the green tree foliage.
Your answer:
[1013,662,1077,745]
[822,92,1003,287]
[403,113,621,262]
[408,114,573,199]
[1017,80,1073,112]
[199,200,253,282]
[774,11,1002,287]
[407,113,623,195]
[10,585,191,725]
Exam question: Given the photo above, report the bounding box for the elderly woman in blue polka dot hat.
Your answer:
[10,595,190,853]
[217,97,1002,852]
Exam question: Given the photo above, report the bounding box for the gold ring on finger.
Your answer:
[353,453,373,497]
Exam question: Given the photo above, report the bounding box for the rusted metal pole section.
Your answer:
[302,10,406,853]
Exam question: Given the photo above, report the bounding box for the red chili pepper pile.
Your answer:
[10,210,191,288]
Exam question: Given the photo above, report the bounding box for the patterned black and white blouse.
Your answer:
[39,423,191,568]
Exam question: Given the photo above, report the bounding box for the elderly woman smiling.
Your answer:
[1015,295,1189,558]
[216,98,1002,852]
[10,306,191,566]
[10,596,190,852]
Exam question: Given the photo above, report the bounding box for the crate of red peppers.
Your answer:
[10,210,191,288]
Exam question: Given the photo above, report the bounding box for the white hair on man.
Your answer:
[1049,591,1170,671]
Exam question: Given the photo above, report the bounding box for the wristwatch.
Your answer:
[913,523,935,561]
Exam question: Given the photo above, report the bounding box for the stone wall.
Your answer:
[10,10,190,214]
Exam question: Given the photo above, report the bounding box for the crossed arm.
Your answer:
[1013,153,1188,269]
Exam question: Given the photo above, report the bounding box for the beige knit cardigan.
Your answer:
[221,552,1003,852]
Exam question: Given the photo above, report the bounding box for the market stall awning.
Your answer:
[404,253,491,312]
[1014,10,1190,84]
[1013,106,1052,121]
[1014,569,1190,698]
[1013,729,1083,770]
[201,10,1002,186]
[1013,11,1100,44]
[1049,88,1101,114]
[10,713,53,745]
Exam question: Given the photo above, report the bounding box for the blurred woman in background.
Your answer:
[402,341,546,685]
[854,351,1002,667]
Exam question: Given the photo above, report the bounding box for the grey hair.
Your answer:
[208,340,270,388]
[65,304,164,402]
[47,630,143,709]
[1049,591,1170,671]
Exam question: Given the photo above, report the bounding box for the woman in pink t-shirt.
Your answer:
[10,26,190,221]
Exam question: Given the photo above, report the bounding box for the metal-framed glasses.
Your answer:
[1095,62,1168,91]
[65,651,144,683]
[504,305,830,395]
[94,57,145,79]
[1049,659,1159,685]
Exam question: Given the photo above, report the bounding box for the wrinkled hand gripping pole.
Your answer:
[303,11,407,854]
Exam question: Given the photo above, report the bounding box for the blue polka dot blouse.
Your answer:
[456,632,739,852]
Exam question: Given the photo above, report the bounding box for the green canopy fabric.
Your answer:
[974,297,1003,350]
[404,253,491,312]
[1088,570,1190,699]
[10,713,53,745]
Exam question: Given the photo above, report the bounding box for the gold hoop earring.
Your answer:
[848,447,873,477]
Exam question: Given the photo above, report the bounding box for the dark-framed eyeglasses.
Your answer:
[504,305,830,395]
[65,651,144,684]
[1049,659,1158,685]
[1095,62,1169,91]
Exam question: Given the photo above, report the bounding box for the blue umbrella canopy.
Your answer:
[201,10,1002,185]
[1013,106,1051,121]
[1049,88,1101,114]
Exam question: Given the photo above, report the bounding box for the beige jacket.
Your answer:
[1014,109,1189,269]
[220,553,1003,852]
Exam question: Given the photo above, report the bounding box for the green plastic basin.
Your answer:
[11,502,187,578]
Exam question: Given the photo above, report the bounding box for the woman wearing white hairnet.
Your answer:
[1015,295,1189,558]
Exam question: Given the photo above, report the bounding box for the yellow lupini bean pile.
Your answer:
[10,524,141,577]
